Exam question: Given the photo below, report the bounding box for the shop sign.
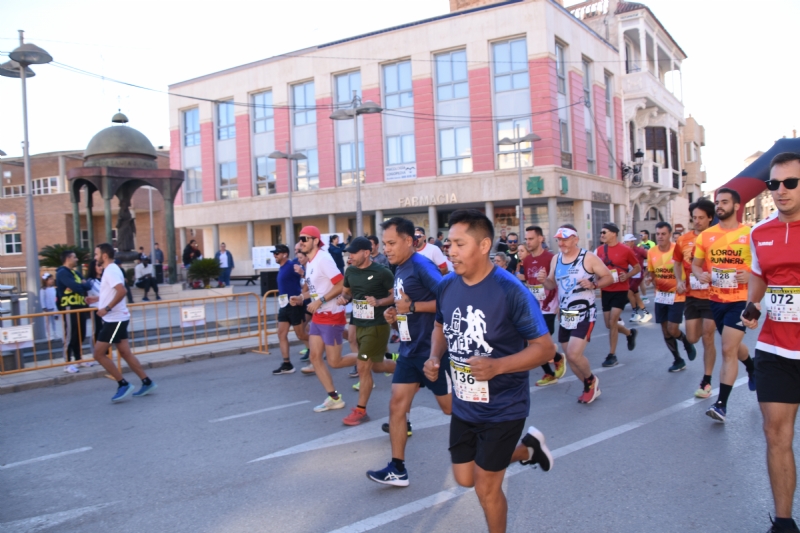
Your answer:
[398,193,457,208]
[385,164,417,182]
[592,192,612,203]
[0,213,17,232]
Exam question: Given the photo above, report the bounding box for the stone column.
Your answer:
[572,200,592,249]
[103,185,113,245]
[485,201,494,224]
[375,210,383,241]
[163,186,178,284]
[284,218,292,246]
[638,25,647,73]
[428,205,438,239]
[616,204,627,234]
[86,192,94,252]
[211,225,220,254]
[247,221,255,250]
[547,196,558,249]
[71,186,81,247]
[58,155,66,193]
[328,214,336,234]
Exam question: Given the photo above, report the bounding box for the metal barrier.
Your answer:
[256,290,279,354]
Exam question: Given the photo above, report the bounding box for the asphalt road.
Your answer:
[0,305,790,533]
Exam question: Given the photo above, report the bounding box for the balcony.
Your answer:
[638,162,679,190]
[622,71,684,121]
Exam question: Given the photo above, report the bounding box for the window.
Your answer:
[497,118,532,169]
[582,60,592,104]
[217,101,235,140]
[184,108,200,146]
[605,73,615,178]
[493,38,528,92]
[338,142,365,187]
[293,82,316,126]
[384,61,413,109]
[688,192,694,203]
[645,127,667,168]
[81,229,116,249]
[3,185,25,198]
[32,177,59,195]
[387,134,416,165]
[218,162,238,200]
[184,168,202,204]
[685,142,697,163]
[560,120,571,156]
[439,127,472,175]
[556,43,567,94]
[294,149,319,191]
[253,92,274,133]
[586,131,596,174]
[255,156,276,196]
[583,60,595,174]
[436,50,468,101]
[336,71,361,106]
[3,233,21,255]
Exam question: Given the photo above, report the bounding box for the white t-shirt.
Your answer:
[416,243,447,269]
[99,263,131,322]
[305,249,345,318]
[219,252,229,269]
[134,263,154,282]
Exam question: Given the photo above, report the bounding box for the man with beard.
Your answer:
[504,232,521,273]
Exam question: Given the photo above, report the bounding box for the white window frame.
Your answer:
[336,71,361,106]
[255,156,276,196]
[3,233,21,255]
[292,81,316,126]
[32,176,59,195]
[383,61,413,110]
[218,161,238,200]
[338,141,365,187]
[217,101,235,140]
[435,50,469,101]
[184,108,200,146]
[439,127,472,175]
[604,73,615,178]
[387,134,416,165]
[497,118,533,170]
[184,167,202,204]
[493,38,529,93]
[3,185,25,198]
[253,91,274,133]
[583,60,595,174]
[556,43,567,95]
[294,149,319,191]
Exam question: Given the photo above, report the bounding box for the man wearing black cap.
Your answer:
[272,244,309,375]
[595,222,640,367]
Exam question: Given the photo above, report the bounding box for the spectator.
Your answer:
[505,231,521,272]
[40,273,59,340]
[672,231,682,243]
[442,238,455,273]
[116,258,134,304]
[153,243,164,266]
[86,260,104,342]
[434,231,444,250]
[367,235,391,268]
[214,243,234,287]
[494,228,509,254]
[134,257,161,301]
[138,246,148,261]
[427,236,435,245]
[328,230,352,274]
[183,239,200,267]
[515,244,530,278]
[55,250,92,373]
[493,251,512,272]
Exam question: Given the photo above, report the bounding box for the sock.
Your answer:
[677,332,690,348]
[118,379,129,387]
[665,336,680,360]
[701,374,712,387]
[774,517,798,529]
[553,353,563,363]
[356,405,366,411]
[142,377,152,386]
[717,384,733,408]
[392,457,406,472]
[742,356,755,374]
[541,363,555,375]
[584,374,595,387]
[328,391,340,400]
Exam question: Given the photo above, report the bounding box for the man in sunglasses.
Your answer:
[505,232,520,272]
[742,152,800,533]
[413,226,449,275]
[272,244,309,376]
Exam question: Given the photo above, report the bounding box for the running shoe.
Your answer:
[63,364,79,374]
[695,382,712,399]
[273,362,295,375]
[313,395,345,412]
[519,426,553,472]
[366,462,409,487]
[553,354,567,379]
[299,348,310,362]
[683,339,697,361]
[352,381,376,391]
[668,359,687,373]
[639,310,652,323]
[626,328,638,351]
[390,333,400,343]
[79,361,97,368]
[349,366,359,378]
[301,364,315,375]
[705,403,726,423]
[578,375,601,404]
[748,369,757,392]
[536,374,559,387]
[381,421,413,437]
[617,319,625,327]
[343,407,370,426]
[111,382,135,403]
[642,296,650,304]
[630,311,641,323]
[602,354,618,368]
[767,516,800,533]
[132,382,158,397]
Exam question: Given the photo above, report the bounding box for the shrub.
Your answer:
[187,258,221,288]
[39,244,91,268]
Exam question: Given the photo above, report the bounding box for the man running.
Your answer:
[88,243,156,402]
[413,226,449,274]
[674,199,718,397]
[293,242,312,363]
[692,188,756,422]
[742,152,800,533]
[538,225,614,404]
[272,244,309,375]
[424,209,555,533]
[336,237,397,425]
[623,234,651,323]
[647,222,696,372]
[638,230,656,303]
[521,225,566,386]
[367,217,450,486]
[55,250,92,373]
[595,222,639,367]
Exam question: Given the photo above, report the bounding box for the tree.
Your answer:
[39,244,91,268]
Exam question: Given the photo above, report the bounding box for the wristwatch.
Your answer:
[320,296,327,304]
[409,301,416,313]
[105,306,112,312]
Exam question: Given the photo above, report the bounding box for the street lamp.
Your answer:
[330,91,382,237]
[0,30,53,321]
[269,145,307,252]
[498,129,542,239]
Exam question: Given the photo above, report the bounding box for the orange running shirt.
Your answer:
[693,224,751,303]
[648,244,685,303]
[673,231,710,300]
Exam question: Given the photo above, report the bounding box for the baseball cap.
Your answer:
[622,234,637,242]
[602,222,620,234]
[345,236,372,253]
[272,244,290,254]
[299,226,321,240]
[554,227,578,239]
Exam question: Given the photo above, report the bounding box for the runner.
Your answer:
[674,199,718,397]
[293,243,312,363]
[638,230,656,303]
[537,224,614,404]
[413,226,449,274]
[336,237,397,425]
[87,243,157,402]
[623,234,651,323]
[272,244,309,375]
[595,223,640,367]
[647,222,696,372]
[742,152,800,533]
[692,188,756,422]
[290,226,355,413]
[521,225,566,386]
[366,217,450,486]
[424,209,555,533]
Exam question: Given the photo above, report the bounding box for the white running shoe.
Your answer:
[63,365,79,374]
[301,364,315,375]
[313,395,346,412]
[79,361,97,368]
[630,312,641,322]
[638,310,653,323]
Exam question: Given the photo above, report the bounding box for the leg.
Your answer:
[702,318,717,377]
[761,402,800,519]
[610,307,630,338]
[92,340,121,380]
[719,326,745,386]
[627,290,637,311]
[278,321,291,362]
[75,312,88,361]
[292,323,309,346]
[116,339,148,380]
[309,335,336,392]
[151,278,159,297]
[357,359,374,407]
[389,383,417,460]
[635,292,645,309]
[564,337,591,381]
[325,342,358,369]
[435,392,453,415]
[685,317,702,345]
[473,467,510,533]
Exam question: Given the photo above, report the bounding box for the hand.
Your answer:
[698,272,712,285]
[307,299,322,314]
[383,306,397,324]
[85,296,98,304]
[347,228,352,236]
[365,296,378,307]
[423,357,441,382]
[293,264,304,275]
[336,295,348,306]
[394,288,412,314]
[466,356,499,381]
[619,271,628,282]
[289,295,302,306]
[578,279,595,290]
[536,268,547,283]
[742,302,761,330]
[97,307,108,318]
[735,270,750,284]
[676,280,686,295]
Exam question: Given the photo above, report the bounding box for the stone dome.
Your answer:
[84,114,158,169]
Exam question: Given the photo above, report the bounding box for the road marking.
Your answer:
[0,447,92,470]
[209,400,310,423]
[0,502,117,533]
[326,376,748,533]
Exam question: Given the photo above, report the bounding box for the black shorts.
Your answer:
[654,302,685,324]
[601,291,629,312]
[97,320,129,344]
[755,349,800,404]
[278,304,305,326]
[449,414,526,472]
[684,297,713,321]
[543,314,556,336]
[710,300,747,334]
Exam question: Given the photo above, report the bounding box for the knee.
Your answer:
[474,480,502,504]
[763,421,793,448]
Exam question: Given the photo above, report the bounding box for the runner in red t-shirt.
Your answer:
[623,235,652,323]
[594,223,641,368]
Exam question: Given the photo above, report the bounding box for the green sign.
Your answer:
[526,176,543,195]
[560,175,569,194]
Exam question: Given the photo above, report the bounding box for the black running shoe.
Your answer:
[381,421,412,437]
[519,426,553,472]
[767,515,800,533]
[272,362,295,375]
[602,354,618,367]
[626,328,638,351]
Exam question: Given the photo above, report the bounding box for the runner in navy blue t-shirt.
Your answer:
[272,244,309,375]
[424,209,556,533]
[366,217,451,488]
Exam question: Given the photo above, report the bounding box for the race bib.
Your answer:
[450,360,489,403]
[278,294,289,308]
[690,275,709,291]
[352,299,374,320]
[528,284,546,301]
[396,314,411,341]
[765,286,800,323]
[560,310,580,330]
[655,291,676,305]
[610,270,619,283]
[711,268,738,289]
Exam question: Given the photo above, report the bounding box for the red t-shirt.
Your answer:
[595,243,639,292]
[522,250,557,314]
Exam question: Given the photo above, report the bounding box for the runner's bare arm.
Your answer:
[538,255,558,290]
[674,262,687,294]
[584,253,614,289]
[623,262,641,282]
[97,284,126,318]
[365,294,394,307]
[692,257,710,284]
[467,336,556,381]
[743,272,767,329]
[337,287,352,306]
[423,322,448,381]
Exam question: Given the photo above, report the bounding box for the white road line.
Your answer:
[326,376,748,533]
[209,400,310,423]
[0,447,92,470]
[0,502,118,533]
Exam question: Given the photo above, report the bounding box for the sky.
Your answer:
[1,0,798,192]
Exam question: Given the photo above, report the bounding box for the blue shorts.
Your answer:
[393,354,452,396]
[710,301,747,334]
[654,302,685,325]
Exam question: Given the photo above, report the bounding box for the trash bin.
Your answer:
[260,271,278,296]
[156,264,165,284]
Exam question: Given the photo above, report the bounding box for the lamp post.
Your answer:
[0,30,53,321]
[268,144,306,252]
[330,91,382,237]
[498,128,541,239]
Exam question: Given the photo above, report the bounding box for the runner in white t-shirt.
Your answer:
[413,226,448,274]
[87,243,157,403]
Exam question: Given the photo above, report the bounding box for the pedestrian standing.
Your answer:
[40,273,59,340]
[55,250,92,373]
[328,231,352,274]
[215,243,234,287]
[86,260,104,344]
[368,235,391,269]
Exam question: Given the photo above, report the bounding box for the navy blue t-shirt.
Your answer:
[394,252,443,358]
[436,265,548,423]
[276,260,303,297]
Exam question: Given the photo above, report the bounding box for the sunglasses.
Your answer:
[298,236,314,242]
[414,234,423,240]
[507,239,518,244]
[600,230,608,234]
[766,178,800,191]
